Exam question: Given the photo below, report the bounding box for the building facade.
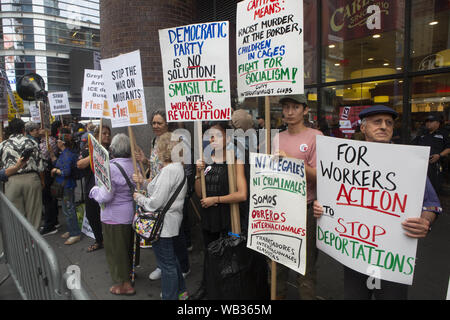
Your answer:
[0,0,100,113]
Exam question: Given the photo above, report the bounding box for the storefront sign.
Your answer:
[236,0,304,98]
[316,136,430,285]
[48,91,71,116]
[81,69,110,119]
[159,21,231,122]
[247,153,307,275]
[101,50,147,128]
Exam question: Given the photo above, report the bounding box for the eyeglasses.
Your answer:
[366,118,394,127]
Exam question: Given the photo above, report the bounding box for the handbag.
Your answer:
[112,162,186,242]
[50,179,67,199]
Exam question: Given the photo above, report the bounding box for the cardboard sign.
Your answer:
[101,50,147,128]
[88,133,111,192]
[316,136,430,285]
[29,103,41,123]
[236,0,304,98]
[81,69,110,119]
[159,21,231,122]
[48,91,71,116]
[247,153,308,275]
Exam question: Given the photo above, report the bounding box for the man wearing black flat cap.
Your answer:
[412,112,450,194]
[313,105,442,300]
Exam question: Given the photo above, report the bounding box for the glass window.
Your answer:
[320,79,403,141]
[411,0,450,71]
[304,0,317,85]
[411,74,450,140]
[322,0,405,83]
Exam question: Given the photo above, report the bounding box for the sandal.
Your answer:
[110,284,136,296]
[87,242,103,253]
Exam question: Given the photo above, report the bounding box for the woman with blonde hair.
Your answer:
[133,132,188,300]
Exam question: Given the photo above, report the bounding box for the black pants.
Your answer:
[344,266,408,300]
[85,196,103,244]
[42,171,59,229]
[427,162,442,194]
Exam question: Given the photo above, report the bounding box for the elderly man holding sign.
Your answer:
[314,105,442,300]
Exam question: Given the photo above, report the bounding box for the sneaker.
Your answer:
[61,232,70,239]
[40,226,58,236]
[187,245,193,252]
[149,267,162,280]
[179,291,189,300]
[55,223,61,229]
[182,269,191,279]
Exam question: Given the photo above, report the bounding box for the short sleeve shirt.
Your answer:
[272,128,323,203]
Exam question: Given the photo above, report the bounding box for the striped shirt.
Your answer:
[0,134,45,174]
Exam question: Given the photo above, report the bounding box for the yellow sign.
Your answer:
[8,91,24,120]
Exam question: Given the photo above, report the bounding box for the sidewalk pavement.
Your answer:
[1,195,449,300]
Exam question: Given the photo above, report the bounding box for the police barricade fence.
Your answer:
[0,192,90,300]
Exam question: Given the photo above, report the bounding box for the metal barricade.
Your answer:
[0,192,90,300]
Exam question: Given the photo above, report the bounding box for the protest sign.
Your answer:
[101,50,147,128]
[247,153,307,275]
[88,133,111,192]
[29,103,41,123]
[48,91,71,116]
[81,213,95,239]
[81,69,110,119]
[236,0,304,98]
[0,70,8,122]
[7,91,24,120]
[316,136,430,285]
[159,21,231,122]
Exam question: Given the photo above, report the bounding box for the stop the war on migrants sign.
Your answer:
[88,133,111,193]
[101,50,147,128]
[316,136,430,285]
[237,0,304,98]
[159,21,231,122]
[48,91,71,116]
[81,69,110,119]
[247,153,307,275]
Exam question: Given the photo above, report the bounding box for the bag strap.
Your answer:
[112,162,135,196]
[159,172,186,216]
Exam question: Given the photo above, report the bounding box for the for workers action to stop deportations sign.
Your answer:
[159,21,231,122]
[236,0,304,98]
[101,50,147,128]
[247,153,307,275]
[48,91,71,116]
[316,136,430,285]
[88,133,111,193]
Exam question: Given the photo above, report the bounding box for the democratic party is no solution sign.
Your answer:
[237,0,304,98]
[159,21,231,122]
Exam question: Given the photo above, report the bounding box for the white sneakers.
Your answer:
[149,267,191,280]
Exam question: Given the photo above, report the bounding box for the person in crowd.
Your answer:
[39,121,62,236]
[190,121,248,300]
[0,118,45,229]
[135,109,190,280]
[77,125,112,252]
[0,157,28,181]
[412,112,450,195]
[271,94,323,300]
[89,133,136,296]
[79,122,96,150]
[313,105,442,300]
[133,132,188,300]
[231,108,258,161]
[25,121,41,144]
[256,116,265,129]
[50,128,81,245]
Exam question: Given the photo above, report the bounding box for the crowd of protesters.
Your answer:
[0,94,448,300]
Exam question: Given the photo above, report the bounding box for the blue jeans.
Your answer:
[62,188,81,237]
[152,237,186,300]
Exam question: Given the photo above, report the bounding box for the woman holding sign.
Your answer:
[191,122,249,300]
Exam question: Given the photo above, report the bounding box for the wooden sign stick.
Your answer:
[226,148,241,235]
[196,121,207,199]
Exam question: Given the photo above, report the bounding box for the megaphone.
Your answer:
[16,73,46,101]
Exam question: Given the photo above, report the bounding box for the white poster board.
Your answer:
[81,69,110,119]
[81,213,95,239]
[29,103,41,123]
[159,21,231,122]
[247,153,307,275]
[48,91,71,116]
[316,136,430,285]
[88,133,111,192]
[100,50,147,128]
[236,0,304,98]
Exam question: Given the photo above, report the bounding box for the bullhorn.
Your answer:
[16,73,46,101]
